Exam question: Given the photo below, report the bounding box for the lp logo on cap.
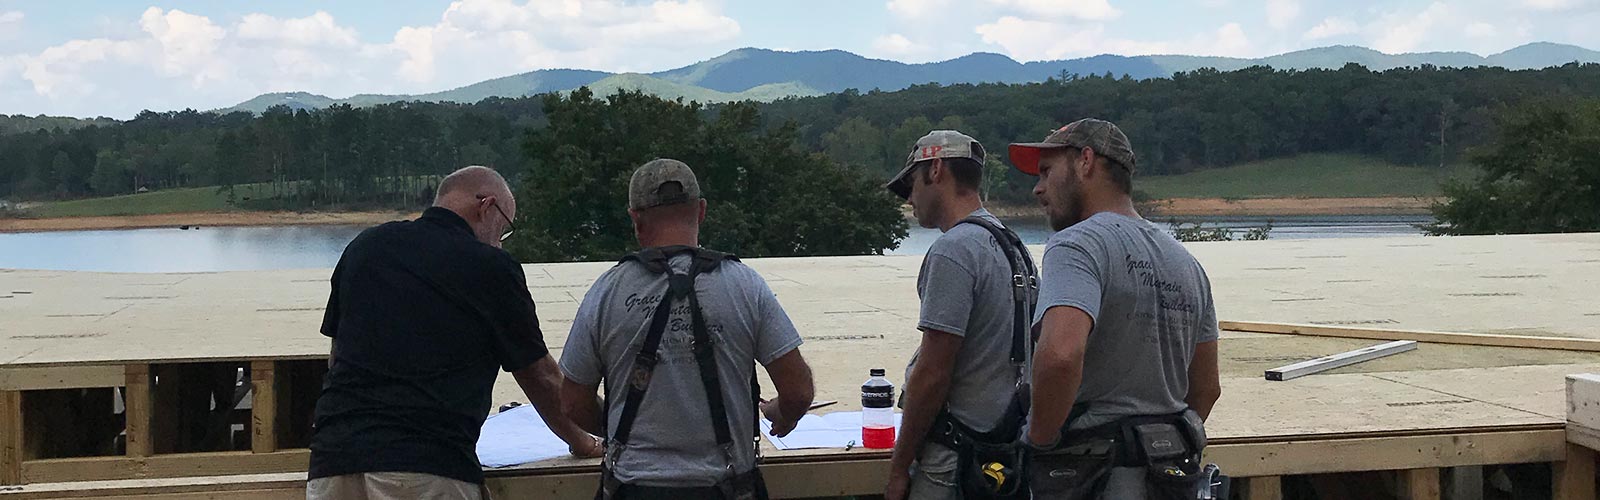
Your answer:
[919,145,944,160]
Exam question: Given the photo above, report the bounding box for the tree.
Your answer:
[822,117,886,174]
[1430,99,1600,235]
[509,88,907,262]
[90,150,129,195]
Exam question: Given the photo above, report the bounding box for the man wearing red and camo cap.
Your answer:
[1011,119,1223,498]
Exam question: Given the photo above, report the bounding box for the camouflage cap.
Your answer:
[628,158,702,211]
[1008,118,1136,176]
[885,130,987,200]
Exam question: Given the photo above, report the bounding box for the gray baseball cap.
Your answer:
[885,130,986,200]
[628,158,702,211]
[1009,118,1136,176]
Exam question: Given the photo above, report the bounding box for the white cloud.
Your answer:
[1372,2,1451,53]
[1303,17,1358,40]
[984,0,1122,21]
[887,0,953,19]
[237,11,358,47]
[1522,0,1590,11]
[975,16,1254,60]
[0,10,21,38]
[1265,0,1301,30]
[1464,22,1498,38]
[872,33,918,55]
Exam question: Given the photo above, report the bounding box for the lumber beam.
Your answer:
[1555,443,1598,500]
[250,361,276,454]
[1447,466,1484,500]
[1220,321,1600,352]
[1,390,21,485]
[19,450,309,484]
[123,365,154,458]
[0,366,124,391]
[1242,476,1282,500]
[1204,428,1565,477]
[1401,468,1441,500]
[0,472,305,500]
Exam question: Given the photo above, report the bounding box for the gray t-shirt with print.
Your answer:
[906,208,1034,435]
[1033,212,1219,431]
[561,253,803,487]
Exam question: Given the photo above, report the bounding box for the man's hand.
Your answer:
[568,433,604,459]
[884,468,911,500]
[761,398,799,437]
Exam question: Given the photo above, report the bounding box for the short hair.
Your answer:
[916,157,983,194]
[435,166,509,203]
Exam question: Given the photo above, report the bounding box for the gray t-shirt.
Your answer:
[561,253,803,487]
[1033,212,1219,431]
[906,208,1033,433]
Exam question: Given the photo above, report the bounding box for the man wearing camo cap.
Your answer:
[884,131,1038,500]
[1011,119,1222,498]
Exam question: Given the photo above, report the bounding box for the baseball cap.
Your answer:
[885,130,987,200]
[1008,118,1136,176]
[628,158,702,211]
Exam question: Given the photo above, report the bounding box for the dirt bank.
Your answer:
[0,211,417,233]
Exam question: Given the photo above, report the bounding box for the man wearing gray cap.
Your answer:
[560,159,815,500]
[884,131,1037,500]
[1010,119,1222,498]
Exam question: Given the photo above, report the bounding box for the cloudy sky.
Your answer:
[2,0,1597,118]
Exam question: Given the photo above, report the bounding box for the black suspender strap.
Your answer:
[956,216,1038,368]
[606,246,749,464]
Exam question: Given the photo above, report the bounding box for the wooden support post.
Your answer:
[124,365,155,458]
[250,361,276,454]
[1244,476,1282,500]
[1,391,21,485]
[1555,443,1598,500]
[1401,468,1441,500]
[1448,466,1484,500]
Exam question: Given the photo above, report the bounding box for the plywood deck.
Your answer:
[3,233,1599,461]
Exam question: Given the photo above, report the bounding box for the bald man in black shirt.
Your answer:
[308,166,602,499]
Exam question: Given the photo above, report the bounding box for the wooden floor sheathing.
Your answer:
[3,232,1600,471]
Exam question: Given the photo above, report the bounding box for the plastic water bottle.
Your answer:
[861,368,896,449]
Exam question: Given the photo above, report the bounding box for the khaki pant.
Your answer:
[307,472,488,500]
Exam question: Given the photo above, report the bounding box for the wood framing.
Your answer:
[2,391,21,485]
[1402,468,1441,500]
[1203,428,1565,477]
[250,361,276,454]
[0,366,124,392]
[1220,321,1600,352]
[1554,443,1597,500]
[1241,476,1281,500]
[122,366,153,458]
[19,450,309,484]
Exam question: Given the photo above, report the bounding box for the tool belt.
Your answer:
[1028,410,1214,500]
[599,466,767,500]
[925,384,1031,499]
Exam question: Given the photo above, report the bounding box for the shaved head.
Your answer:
[434,166,517,248]
[435,166,511,205]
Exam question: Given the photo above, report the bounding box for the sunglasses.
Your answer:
[477,195,516,242]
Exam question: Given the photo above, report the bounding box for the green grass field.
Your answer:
[1138,153,1474,199]
[26,185,275,217]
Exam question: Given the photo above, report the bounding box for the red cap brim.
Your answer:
[1008,143,1062,176]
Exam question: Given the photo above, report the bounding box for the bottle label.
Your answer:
[862,389,894,408]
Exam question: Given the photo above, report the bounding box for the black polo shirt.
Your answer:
[309,207,548,485]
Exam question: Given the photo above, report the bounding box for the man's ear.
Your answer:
[929,158,945,184]
[1078,147,1098,182]
[696,199,708,224]
[627,208,641,225]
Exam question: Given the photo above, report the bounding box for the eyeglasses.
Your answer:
[478,195,516,242]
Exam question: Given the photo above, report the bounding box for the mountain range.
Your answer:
[224,42,1600,114]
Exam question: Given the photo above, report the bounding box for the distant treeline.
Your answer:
[3,62,1599,206]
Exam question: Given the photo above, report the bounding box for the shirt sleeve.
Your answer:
[917,252,977,336]
[319,259,342,338]
[1196,266,1220,343]
[1033,238,1104,328]
[751,270,803,366]
[560,273,609,387]
[486,256,550,372]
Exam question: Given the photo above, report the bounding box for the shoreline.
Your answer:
[0,210,417,233]
[0,196,1437,233]
[987,196,1437,218]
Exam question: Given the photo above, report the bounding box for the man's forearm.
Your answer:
[1028,355,1083,445]
[891,363,954,472]
[515,358,590,445]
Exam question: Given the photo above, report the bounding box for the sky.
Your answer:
[2,0,1597,119]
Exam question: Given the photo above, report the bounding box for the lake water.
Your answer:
[0,215,1433,272]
